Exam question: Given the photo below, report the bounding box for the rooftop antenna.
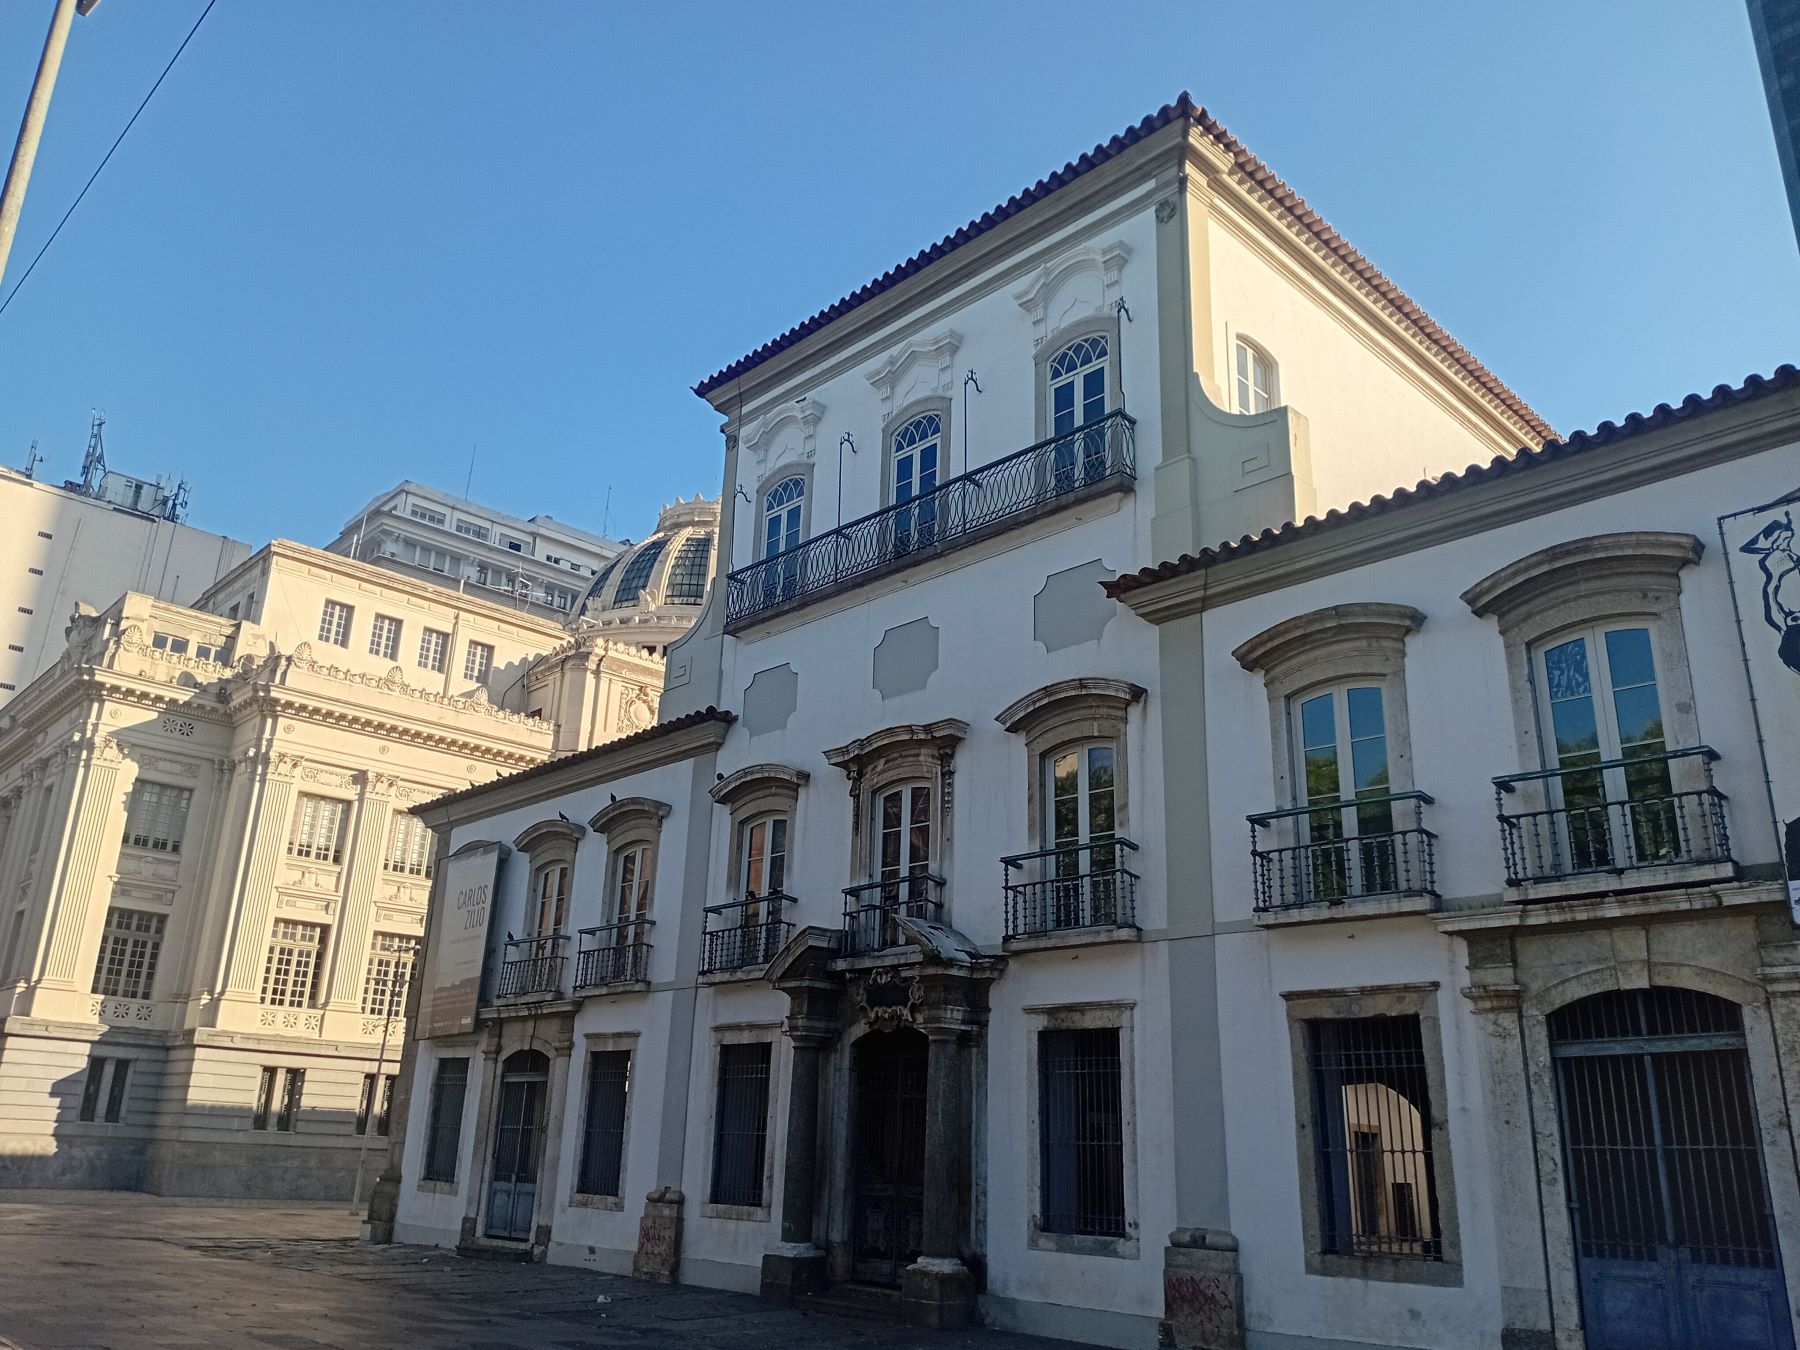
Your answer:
[603,485,613,538]
[22,439,40,478]
[462,444,476,500]
[78,409,107,495]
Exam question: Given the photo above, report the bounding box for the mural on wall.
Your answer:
[1723,491,1800,918]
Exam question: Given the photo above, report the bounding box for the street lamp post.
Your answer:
[0,0,100,290]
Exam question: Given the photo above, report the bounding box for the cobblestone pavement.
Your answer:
[0,1192,1098,1350]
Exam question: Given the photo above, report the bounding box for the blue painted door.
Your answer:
[1551,989,1795,1350]
[485,1067,546,1241]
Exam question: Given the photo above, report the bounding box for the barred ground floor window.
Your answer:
[709,1041,771,1209]
[78,1055,131,1124]
[576,1048,632,1198]
[423,1057,469,1182]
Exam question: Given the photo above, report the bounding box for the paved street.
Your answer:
[0,1193,1095,1350]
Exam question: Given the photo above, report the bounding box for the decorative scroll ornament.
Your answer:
[851,968,924,1031]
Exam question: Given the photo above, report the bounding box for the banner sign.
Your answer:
[1721,489,1800,922]
[416,839,507,1038]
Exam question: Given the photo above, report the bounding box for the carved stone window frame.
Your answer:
[1280,982,1463,1287]
[879,395,954,510]
[824,721,967,887]
[586,797,671,925]
[512,818,584,932]
[710,764,808,897]
[568,1029,639,1211]
[1460,531,1705,777]
[754,463,815,561]
[996,678,1144,850]
[1022,999,1140,1259]
[1232,603,1426,811]
[1032,313,1123,442]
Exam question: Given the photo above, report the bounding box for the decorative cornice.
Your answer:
[1460,532,1703,629]
[995,678,1144,737]
[823,719,970,777]
[513,817,585,853]
[283,641,548,731]
[587,795,672,837]
[709,762,810,807]
[1232,602,1427,676]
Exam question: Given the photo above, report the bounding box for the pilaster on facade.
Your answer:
[325,770,402,1014]
[218,748,305,1006]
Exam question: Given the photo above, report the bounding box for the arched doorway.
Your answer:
[1548,987,1794,1349]
[851,1027,928,1286]
[485,1049,549,1242]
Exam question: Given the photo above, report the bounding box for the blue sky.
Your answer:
[0,2,1793,550]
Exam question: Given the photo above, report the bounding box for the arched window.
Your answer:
[1234,337,1277,414]
[1049,336,1109,435]
[891,413,941,550]
[608,538,666,609]
[762,477,805,560]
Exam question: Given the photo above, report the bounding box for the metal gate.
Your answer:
[1549,987,1794,1350]
[485,1050,548,1242]
[851,1028,927,1286]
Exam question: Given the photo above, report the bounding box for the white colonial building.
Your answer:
[375,94,1581,1348]
[1111,366,1800,1350]
[0,498,716,1200]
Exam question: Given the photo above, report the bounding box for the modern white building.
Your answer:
[373,94,1568,1348]
[1110,365,1800,1350]
[0,463,251,709]
[324,480,624,623]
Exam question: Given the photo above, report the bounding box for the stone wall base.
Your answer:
[633,1186,684,1283]
[901,1256,976,1329]
[1161,1229,1244,1350]
[760,1244,828,1304]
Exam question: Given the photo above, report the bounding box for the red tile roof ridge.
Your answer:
[1103,365,1800,599]
[693,93,1550,443]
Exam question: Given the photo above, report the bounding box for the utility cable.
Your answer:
[0,0,220,320]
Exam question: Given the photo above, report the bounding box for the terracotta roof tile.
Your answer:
[693,93,1550,441]
[1104,365,1800,599]
[418,706,736,813]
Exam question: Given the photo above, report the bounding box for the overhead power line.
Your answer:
[0,0,220,320]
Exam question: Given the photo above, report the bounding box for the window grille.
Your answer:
[709,1042,771,1207]
[577,1049,632,1196]
[423,1057,469,1181]
[277,1068,305,1131]
[609,539,667,609]
[260,920,324,1008]
[1306,1015,1442,1260]
[123,781,191,853]
[369,614,402,660]
[357,1072,396,1136]
[1038,1027,1127,1237]
[666,534,713,604]
[318,600,353,647]
[384,812,433,878]
[361,932,418,1017]
[78,1056,130,1124]
[418,627,448,672]
[92,907,166,999]
[288,795,348,864]
[463,641,494,682]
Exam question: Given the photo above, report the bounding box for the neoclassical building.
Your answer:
[0,499,716,1198]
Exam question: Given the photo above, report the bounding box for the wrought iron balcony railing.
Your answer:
[1493,746,1731,888]
[700,893,795,976]
[841,873,945,957]
[496,933,567,1000]
[1001,839,1140,940]
[573,921,653,989]
[1250,792,1439,913]
[725,410,1136,629]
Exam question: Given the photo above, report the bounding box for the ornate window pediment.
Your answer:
[586,796,672,840]
[1460,531,1703,638]
[512,818,584,856]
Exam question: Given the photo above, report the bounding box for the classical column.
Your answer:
[37,734,127,988]
[325,771,400,1012]
[761,977,839,1304]
[220,751,303,999]
[900,1022,975,1329]
[1460,938,1556,1350]
[528,1028,576,1255]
